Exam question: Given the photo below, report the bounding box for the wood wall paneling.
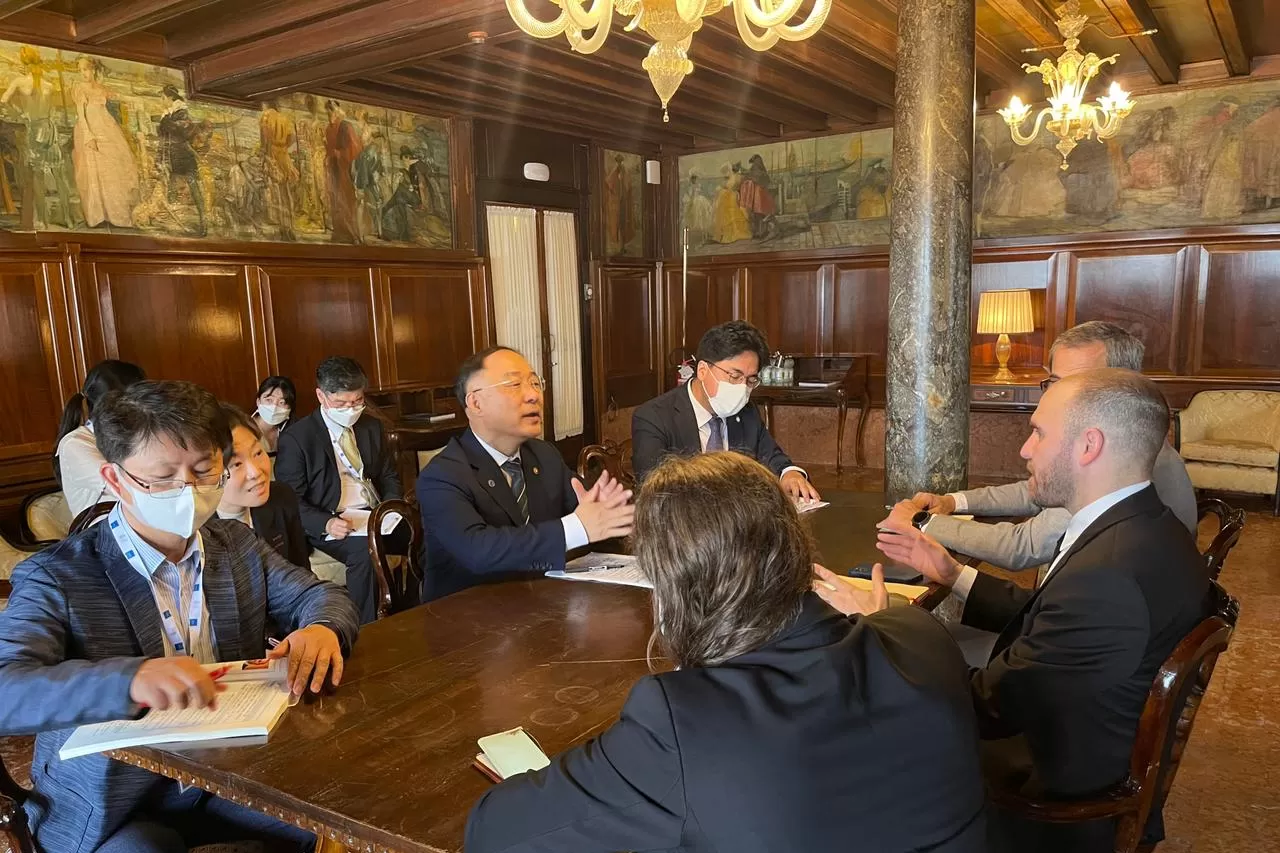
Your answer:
[1194,245,1280,375]
[261,266,378,412]
[662,265,738,368]
[82,261,264,406]
[831,261,890,372]
[1066,248,1186,374]
[744,263,829,355]
[970,255,1054,369]
[593,265,660,418]
[379,267,485,388]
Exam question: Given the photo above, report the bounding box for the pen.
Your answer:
[564,563,628,573]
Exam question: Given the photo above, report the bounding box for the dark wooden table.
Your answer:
[111,490,955,852]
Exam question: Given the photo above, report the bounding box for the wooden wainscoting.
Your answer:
[591,262,663,427]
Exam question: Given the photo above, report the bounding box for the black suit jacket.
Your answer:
[248,482,310,568]
[965,485,1209,798]
[631,384,795,481]
[467,596,987,853]
[415,429,579,601]
[274,409,402,543]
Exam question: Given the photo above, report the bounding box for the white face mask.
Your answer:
[121,476,224,539]
[325,405,364,428]
[256,402,290,426]
[702,374,750,419]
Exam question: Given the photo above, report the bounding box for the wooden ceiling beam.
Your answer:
[1095,0,1181,84]
[324,79,696,149]
[0,7,168,62]
[478,42,785,138]
[389,64,741,143]
[189,0,499,94]
[976,30,1029,89]
[166,0,377,59]
[1205,0,1252,76]
[75,0,222,44]
[821,3,897,69]
[0,1,46,21]
[985,0,1062,48]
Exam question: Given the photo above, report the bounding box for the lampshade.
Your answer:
[976,289,1035,335]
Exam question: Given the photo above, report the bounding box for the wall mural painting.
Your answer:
[679,79,1280,254]
[0,40,453,247]
[603,148,644,257]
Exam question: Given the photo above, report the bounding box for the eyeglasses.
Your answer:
[1039,376,1060,392]
[470,374,545,396]
[321,392,365,410]
[120,467,226,500]
[709,361,761,389]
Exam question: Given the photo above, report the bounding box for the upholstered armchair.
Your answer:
[1176,390,1280,515]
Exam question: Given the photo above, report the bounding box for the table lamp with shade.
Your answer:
[976,288,1035,382]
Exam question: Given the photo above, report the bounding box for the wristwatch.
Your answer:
[911,510,931,530]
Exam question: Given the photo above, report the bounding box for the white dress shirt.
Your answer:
[950,480,1152,603]
[686,383,806,480]
[57,424,112,517]
[321,409,371,512]
[473,433,589,550]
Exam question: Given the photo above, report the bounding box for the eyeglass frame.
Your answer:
[468,373,547,397]
[118,466,227,500]
[1039,375,1060,392]
[706,360,762,389]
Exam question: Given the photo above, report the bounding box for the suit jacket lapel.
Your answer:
[671,386,704,455]
[725,411,746,451]
[201,536,244,661]
[519,444,555,523]
[100,523,167,659]
[461,430,524,526]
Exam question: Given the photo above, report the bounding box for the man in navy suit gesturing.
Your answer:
[416,346,634,601]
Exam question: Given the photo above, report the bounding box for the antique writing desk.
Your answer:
[111,491,960,851]
[750,354,873,473]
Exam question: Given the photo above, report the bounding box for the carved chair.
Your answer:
[1175,390,1280,515]
[367,499,423,619]
[68,501,115,536]
[988,580,1239,853]
[19,487,72,545]
[0,751,33,853]
[577,440,634,490]
[1197,499,1246,580]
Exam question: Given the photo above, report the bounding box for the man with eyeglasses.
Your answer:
[905,321,1196,571]
[0,380,358,853]
[276,356,407,623]
[416,346,635,601]
[632,320,820,501]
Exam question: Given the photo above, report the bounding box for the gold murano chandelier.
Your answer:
[505,1,832,121]
[997,0,1137,170]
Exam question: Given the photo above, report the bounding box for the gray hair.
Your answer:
[1059,368,1169,477]
[1050,321,1145,371]
[315,356,367,394]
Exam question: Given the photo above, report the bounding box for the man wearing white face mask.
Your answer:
[633,320,820,501]
[275,356,407,624]
[0,380,358,853]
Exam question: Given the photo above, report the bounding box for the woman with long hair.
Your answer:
[55,359,146,516]
[466,452,987,853]
[251,375,297,456]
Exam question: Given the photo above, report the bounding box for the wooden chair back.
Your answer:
[577,441,634,490]
[0,752,34,853]
[1197,498,1246,580]
[68,501,114,536]
[367,498,423,619]
[988,581,1239,853]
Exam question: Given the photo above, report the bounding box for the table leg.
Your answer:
[854,391,871,468]
[836,400,846,475]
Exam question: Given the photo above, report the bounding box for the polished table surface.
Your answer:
[113,490,945,852]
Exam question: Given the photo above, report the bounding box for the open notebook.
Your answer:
[59,658,292,760]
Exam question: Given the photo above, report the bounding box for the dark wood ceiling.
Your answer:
[2,0,1278,151]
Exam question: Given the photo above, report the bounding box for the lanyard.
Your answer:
[109,515,206,657]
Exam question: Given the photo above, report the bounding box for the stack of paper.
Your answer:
[545,552,651,588]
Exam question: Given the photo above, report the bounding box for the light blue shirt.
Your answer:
[472,433,589,550]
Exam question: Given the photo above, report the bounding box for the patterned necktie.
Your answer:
[502,459,530,524]
[338,427,364,474]
[706,416,725,452]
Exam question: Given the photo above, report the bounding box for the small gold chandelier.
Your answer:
[505,1,832,121]
[997,0,1136,170]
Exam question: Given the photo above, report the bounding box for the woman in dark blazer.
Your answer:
[217,404,310,568]
[466,452,988,853]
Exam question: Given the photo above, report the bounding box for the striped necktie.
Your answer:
[502,459,530,525]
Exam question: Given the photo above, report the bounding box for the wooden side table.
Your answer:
[753,355,872,473]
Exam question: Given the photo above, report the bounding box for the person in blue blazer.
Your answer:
[416,346,634,601]
[0,380,359,853]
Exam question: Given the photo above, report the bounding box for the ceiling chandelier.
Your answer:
[997,0,1136,170]
[505,1,832,121]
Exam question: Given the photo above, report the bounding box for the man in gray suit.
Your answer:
[0,380,359,853]
[914,321,1197,570]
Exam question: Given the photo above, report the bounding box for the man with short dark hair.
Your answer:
[417,346,634,600]
[631,320,819,500]
[912,321,1196,570]
[0,380,358,853]
[275,356,405,623]
[823,369,1210,852]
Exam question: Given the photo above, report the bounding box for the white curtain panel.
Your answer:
[542,210,584,440]
[485,204,544,385]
